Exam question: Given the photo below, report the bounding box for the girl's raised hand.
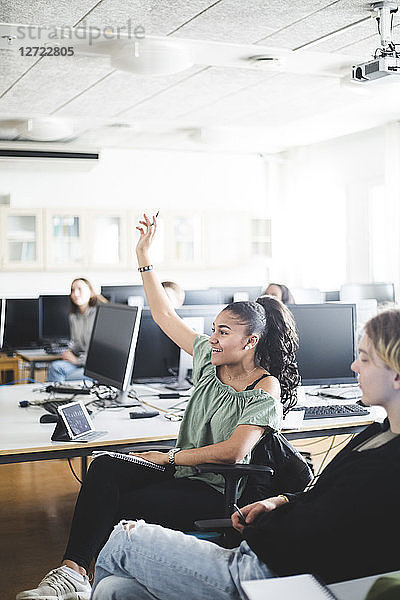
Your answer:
[136,212,157,257]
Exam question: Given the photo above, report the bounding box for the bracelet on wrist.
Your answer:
[138,264,153,273]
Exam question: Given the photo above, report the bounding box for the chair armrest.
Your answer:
[194,463,274,517]
[195,463,274,477]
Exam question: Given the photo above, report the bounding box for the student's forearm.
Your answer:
[136,249,175,322]
[174,441,246,467]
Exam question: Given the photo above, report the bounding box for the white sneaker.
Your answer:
[16,566,91,600]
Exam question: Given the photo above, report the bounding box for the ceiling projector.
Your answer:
[352,55,400,82]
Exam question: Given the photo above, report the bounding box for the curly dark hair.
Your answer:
[223,296,300,413]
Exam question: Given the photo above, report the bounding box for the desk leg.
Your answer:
[81,455,88,479]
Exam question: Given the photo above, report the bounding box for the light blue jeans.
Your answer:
[47,360,86,382]
[92,520,275,600]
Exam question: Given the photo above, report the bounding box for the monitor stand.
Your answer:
[166,349,192,391]
[115,389,142,407]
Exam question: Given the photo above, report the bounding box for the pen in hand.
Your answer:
[233,503,246,525]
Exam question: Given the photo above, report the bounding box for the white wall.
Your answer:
[270,123,400,295]
[0,148,269,296]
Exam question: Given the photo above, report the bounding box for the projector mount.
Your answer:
[371,1,399,59]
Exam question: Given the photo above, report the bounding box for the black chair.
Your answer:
[193,429,313,546]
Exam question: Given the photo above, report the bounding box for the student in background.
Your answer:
[88,308,400,599]
[161,280,185,308]
[16,214,300,600]
[264,283,295,305]
[47,278,106,382]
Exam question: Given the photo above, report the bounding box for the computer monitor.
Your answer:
[2,298,40,350]
[131,309,180,382]
[183,289,222,305]
[100,285,147,305]
[84,303,142,405]
[132,304,226,383]
[287,303,357,387]
[211,286,264,304]
[340,282,395,304]
[39,295,71,342]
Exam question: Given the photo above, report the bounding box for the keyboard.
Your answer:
[42,398,93,415]
[296,404,370,420]
[45,384,92,395]
[75,430,107,442]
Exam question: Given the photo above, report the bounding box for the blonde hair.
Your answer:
[365,308,400,374]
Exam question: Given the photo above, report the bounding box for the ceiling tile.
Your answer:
[55,65,205,117]
[172,0,333,44]
[1,0,99,26]
[119,67,270,121]
[259,0,371,50]
[84,0,218,35]
[0,54,112,114]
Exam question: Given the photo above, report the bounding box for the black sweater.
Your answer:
[243,420,400,584]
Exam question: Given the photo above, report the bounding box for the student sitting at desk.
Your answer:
[82,307,400,600]
[17,213,300,600]
[47,278,107,382]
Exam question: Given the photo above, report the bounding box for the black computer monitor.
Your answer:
[132,308,180,382]
[132,304,226,383]
[84,303,142,405]
[100,285,147,305]
[2,298,40,350]
[340,282,395,304]
[287,303,357,386]
[183,289,222,305]
[211,286,264,304]
[39,295,71,342]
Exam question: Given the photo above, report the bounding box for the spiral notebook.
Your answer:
[92,450,166,471]
[242,574,338,600]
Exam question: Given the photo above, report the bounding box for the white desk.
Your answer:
[0,384,385,466]
[0,383,180,467]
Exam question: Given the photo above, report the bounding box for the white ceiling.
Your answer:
[1,0,400,153]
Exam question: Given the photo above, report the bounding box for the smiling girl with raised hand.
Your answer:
[16,212,300,600]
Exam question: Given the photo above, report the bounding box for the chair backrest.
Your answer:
[239,428,313,506]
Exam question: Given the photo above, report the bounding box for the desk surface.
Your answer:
[0,384,385,463]
[0,383,180,461]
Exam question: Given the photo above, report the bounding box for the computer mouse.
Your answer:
[40,413,59,423]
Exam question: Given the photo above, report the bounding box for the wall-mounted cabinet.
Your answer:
[0,207,271,272]
[0,208,44,270]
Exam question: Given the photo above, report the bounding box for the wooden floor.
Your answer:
[1,459,81,600]
[1,436,349,600]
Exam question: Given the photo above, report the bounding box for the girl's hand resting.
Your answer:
[129,451,170,466]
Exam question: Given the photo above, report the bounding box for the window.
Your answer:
[251,218,271,257]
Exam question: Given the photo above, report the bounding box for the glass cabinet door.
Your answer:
[46,213,84,267]
[0,209,43,269]
[90,213,127,268]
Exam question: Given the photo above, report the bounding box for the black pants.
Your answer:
[63,456,225,572]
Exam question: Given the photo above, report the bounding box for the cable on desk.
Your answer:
[0,377,40,385]
[67,458,82,485]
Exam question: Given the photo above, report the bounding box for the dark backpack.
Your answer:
[239,427,313,505]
